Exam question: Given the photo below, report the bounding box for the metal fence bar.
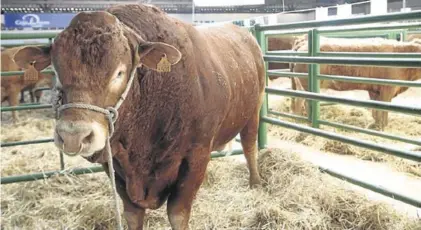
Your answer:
[1,32,60,40]
[319,166,421,208]
[320,102,336,106]
[316,52,421,59]
[264,55,421,68]
[317,74,421,87]
[34,87,52,92]
[263,24,417,38]
[268,109,309,122]
[265,88,421,116]
[316,28,404,39]
[265,51,308,56]
[264,29,310,37]
[261,116,421,162]
[1,149,245,184]
[324,34,389,39]
[317,23,421,35]
[1,104,53,112]
[1,139,54,148]
[1,69,56,77]
[267,70,308,78]
[257,10,421,31]
[12,103,41,107]
[318,120,421,146]
[0,166,104,184]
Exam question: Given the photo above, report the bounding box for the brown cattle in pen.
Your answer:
[13,4,265,230]
[1,46,54,121]
[407,33,421,42]
[290,36,421,131]
[267,35,302,80]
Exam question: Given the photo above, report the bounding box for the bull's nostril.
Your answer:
[83,131,94,144]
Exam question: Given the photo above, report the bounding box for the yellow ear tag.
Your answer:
[156,54,171,73]
[23,61,39,83]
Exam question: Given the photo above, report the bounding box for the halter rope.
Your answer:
[51,66,138,230]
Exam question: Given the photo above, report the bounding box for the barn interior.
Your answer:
[1,0,421,229]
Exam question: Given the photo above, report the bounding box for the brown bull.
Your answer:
[290,37,421,131]
[13,4,264,230]
[407,33,421,42]
[267,35,301,80]
[1,46,54,121]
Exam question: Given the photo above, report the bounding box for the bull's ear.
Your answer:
[13,45,52,71]
[137,42,182,71]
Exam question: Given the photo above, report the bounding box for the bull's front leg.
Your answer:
[20,90,26,103]
[102,163,146,230]
[167,147,211,230]
[368,89,393,131]
[8,88,20,122]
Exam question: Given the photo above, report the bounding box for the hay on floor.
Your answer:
[268,94,421,177]
[1,149,418,230]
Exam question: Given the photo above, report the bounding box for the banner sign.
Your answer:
[4,13,76,28]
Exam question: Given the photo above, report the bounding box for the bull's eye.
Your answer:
[112,71,124,83]
[109,64,127,91]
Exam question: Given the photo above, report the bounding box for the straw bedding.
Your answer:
[268,82,421,177]
[2,146,419,229]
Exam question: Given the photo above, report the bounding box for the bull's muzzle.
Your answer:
[54,120,106,156]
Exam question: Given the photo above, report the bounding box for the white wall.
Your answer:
[168,13,273,23]
[278,11,315,23]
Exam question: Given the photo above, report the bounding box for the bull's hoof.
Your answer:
[249,176,262,189]
[366,122,383,131]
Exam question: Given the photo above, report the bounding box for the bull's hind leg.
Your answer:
[368,89,393,131]
[240,108,262,188]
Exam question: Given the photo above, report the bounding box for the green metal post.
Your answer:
[308,29,320,128]
[255,24,268,150]
[402,31,407,41]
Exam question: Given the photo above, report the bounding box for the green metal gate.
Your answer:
[254,10,421,208]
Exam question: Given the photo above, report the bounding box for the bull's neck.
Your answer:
[111,68,188,161]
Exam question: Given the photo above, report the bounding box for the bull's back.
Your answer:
[196,24,265,146]
[294,38,421,91]
[1,49,21,88]
[197,24,265,96]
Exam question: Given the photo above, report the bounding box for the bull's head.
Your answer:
[13,11,182,158]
